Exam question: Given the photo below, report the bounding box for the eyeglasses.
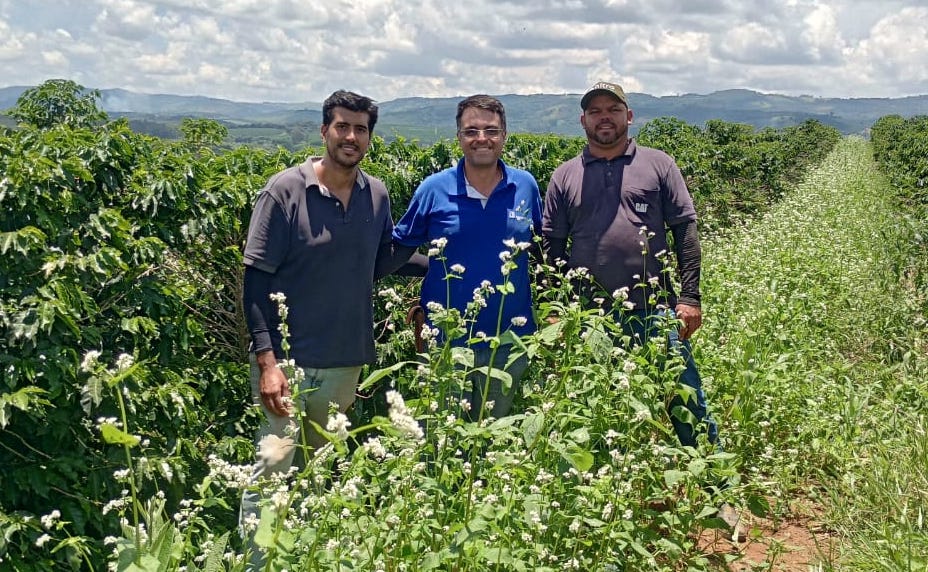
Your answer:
[458,128,504,139]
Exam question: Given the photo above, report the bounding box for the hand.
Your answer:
[256,351,292,417]
[675,303,702,340]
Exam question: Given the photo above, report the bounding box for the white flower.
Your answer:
[326,412,351,441]
[615,374,630,390]
[431,237,448,248]
[503,238,517,249]
[499,251,512,262]
[386,391,424,440]
[450,263,466,274]
[269,292,286,303]
[40,511,60,529]
[115,353,134,372]
[516,241,532,251]
[35,534,52,548]
[602,502,614,520]
[362,437,387,459]
[426,301,444,312]
[510,316,527,327]
[80,350,101,372]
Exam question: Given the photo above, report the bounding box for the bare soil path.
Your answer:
[700,498,840,570]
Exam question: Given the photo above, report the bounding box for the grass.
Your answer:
[698,136,928,568]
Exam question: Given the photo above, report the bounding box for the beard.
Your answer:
[584,121,623,146]
[326,140,364,169]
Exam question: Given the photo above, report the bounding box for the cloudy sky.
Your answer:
[2,0,926,104]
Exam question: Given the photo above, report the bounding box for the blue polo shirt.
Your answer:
[392,159,542,345]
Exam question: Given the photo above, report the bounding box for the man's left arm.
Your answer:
[669,219,702,339]
[374,241,428,280]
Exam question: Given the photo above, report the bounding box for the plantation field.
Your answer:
[1,81,927,570]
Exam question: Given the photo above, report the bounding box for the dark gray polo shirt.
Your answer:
[243,157,393,367]
[542,141,696,310]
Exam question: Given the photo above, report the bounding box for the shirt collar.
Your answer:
[582,139,636,164]
[299,156,369,196]
[454,158,512,196]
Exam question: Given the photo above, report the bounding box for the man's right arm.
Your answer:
[243,265,291,416]
[541,236,568,266]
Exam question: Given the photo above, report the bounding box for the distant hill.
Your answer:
[3,85,928,147]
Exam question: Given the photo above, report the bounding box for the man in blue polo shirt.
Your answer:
[392,94,543,422]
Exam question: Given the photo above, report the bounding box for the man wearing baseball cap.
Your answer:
[542,80,740,533]
[543,80,719,455]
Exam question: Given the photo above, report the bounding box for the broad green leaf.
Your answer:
[100,423,140,447]
[521,412,544,447]
[560,444,593,472]
[80,376,104,414]
[420,552,442,570]
[201,532,230,572]
[471,365,513,391]
[663,470,688,487]
[0,387,50,428]
[358,360,414,392]
[687,458,707,478]
[0,226,46,255]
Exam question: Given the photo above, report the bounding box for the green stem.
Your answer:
[114,389,142,563]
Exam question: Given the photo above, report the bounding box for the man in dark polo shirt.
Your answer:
[542,81,718,449]
[239,90,422,563]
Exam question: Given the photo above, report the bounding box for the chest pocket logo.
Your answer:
[634,202,649,213]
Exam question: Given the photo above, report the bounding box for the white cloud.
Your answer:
[0,0,925,101]
[841,7,928,92]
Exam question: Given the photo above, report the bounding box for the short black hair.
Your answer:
[322,90,379,132]
[455,94,507,132]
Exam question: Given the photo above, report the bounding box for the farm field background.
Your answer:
[1,81,926,570]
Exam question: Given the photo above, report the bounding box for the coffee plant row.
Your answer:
[1,80,838,568]
[871,113,928,210]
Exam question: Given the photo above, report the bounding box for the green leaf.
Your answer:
[747,494,771,518]
[687,458,707,478]
[0,387,51,428]
[201,531,230,572]
[537,320,565,344]
[663,470,688,487]
[80,376,104,415]
[358,360,414,392]
[100,423,140,447]
[522,412,544,447]
[560,444,593,472]
[420,552,442,570]
[0,226,47,256]
[471,365,513,391]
